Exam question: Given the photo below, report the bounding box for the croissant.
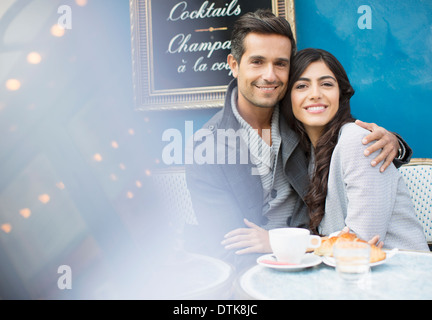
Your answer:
[314,233,386,263]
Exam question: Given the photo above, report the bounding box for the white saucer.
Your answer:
[257,253,322,271]
[322,248,399,268]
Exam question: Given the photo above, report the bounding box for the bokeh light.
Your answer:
[38,194,51,204]
[50,24,65,37]
[5,79,21,91]
[27,52,42,64]
[75,0,88,6]
[93,153,103,162]
[19,208,32,219]
[1,224,12,234]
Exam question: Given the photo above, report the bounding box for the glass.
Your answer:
[333,241,371,282]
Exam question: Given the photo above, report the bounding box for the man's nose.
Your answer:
[262,64,277,82]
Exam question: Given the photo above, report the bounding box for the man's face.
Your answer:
[228,33,292,110]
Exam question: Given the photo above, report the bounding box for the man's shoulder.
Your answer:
[200,78,239,132]
[195,103,242,140]
[201,108,224,131]
[191,109,224,147]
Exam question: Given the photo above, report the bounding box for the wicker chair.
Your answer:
[151,162,432,250]
[399,158,432,250]
[151,166,197,230]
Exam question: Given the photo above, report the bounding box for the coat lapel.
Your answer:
[279,110,309,200]
[216,79,264,224]
[222,162,264,223]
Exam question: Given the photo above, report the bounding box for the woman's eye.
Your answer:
[295,84,307,89]
[322,82,335,87]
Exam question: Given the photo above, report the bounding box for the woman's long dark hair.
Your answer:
[282,48,356,234]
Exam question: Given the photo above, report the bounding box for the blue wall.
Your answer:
[295,0,432,158]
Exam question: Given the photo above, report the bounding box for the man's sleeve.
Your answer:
[183,162,245,263]
[393,133,413,168]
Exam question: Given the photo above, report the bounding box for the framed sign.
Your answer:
[130,0,296,110]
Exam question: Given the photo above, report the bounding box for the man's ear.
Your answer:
[227,54,239,78]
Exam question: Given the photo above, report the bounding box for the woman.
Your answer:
[282,48,428,251]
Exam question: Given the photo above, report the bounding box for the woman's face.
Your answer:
[291,61,340,145]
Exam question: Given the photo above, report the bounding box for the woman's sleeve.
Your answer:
[339,125,398,242]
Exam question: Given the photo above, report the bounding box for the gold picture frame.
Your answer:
[129,0,296,110]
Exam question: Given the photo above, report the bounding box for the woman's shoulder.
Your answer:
[337,122,370,147]
[333,122,378,165]
[339,122,370,137]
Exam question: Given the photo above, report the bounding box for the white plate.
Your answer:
[257,253,322,271]
[322,248,399,268]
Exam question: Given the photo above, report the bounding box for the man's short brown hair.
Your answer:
[230,9,296,63]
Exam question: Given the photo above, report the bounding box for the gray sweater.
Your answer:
[319,123,428,251]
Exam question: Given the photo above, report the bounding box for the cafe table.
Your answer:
[140,251,236,299]
[236,249,432,300]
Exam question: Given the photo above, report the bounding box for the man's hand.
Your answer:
[221,219,272,255]
[355,119,400,173]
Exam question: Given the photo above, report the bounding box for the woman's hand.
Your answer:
[339,226,384,248]
[221,219,272,254]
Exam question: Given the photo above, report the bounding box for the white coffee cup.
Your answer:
[269,228,321,264]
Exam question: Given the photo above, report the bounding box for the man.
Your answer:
[184,9,411,270]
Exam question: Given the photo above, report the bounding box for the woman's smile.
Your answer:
[304,103,328,113]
